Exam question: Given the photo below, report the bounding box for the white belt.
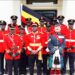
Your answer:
[0,40,4,42]
[66,39,75,42]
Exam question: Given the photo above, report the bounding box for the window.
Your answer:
[34,10,57,20]
[26,0,58,4]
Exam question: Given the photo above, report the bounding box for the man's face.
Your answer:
[69,25,73,30]
[10,29,15,34]
[27,22,31,26]
[0,25,2,30]
[12,19,17,24]
[54,26,61,33]
[59,20,63,24]
[20,29,24,34]
[32,26,37,32]
[0,25,5,31]
[46,26,50,31]
[40,21,44,27]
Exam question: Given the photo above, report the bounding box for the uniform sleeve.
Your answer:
[50,26,55,34]
[3,35,11,53]
[37,34,43,51]
[41,33,46,47]
[17,36,23,53]
[23,34,33,51]
[41,33,48,51]
[3,35,8,50]
[48,35,57,54]
[58,37,65,53]
[14,35,22,54]
[23,34,29,47]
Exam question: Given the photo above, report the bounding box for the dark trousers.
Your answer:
[19,48,27,74]
[6,60,19,75]
[42,54,48,75]
[62,52,74,75]
[0,53,4,75]
[28,55,42,75]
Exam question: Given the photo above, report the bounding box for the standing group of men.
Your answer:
[0,15,75,75]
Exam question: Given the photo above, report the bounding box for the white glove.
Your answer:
[54,49,59,56]
[46,47,50,52]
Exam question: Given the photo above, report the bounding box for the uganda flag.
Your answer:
[21,4,49,25]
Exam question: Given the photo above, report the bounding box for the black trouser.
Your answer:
[42,54,48,75]
[62,52,75,75]
[6,59,19,75]
[19,48,27,74]
[0,53,4,75]
[28,55,42,75]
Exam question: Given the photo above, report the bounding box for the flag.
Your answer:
[21,4,49,25]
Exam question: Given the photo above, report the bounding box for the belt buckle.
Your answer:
[54,46,58,49]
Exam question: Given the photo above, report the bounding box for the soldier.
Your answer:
[48,22,65,75]
[0,20,7,75]
[50,15,68,35]
[22,18,32,71]
[8,15,20,34]
[38,16,46,34]
[50,17,57,34]
[41,22,51,75]
[23,18,31,27]
[24,22,43,75]
[8,15,18,27]
[52,17,58,25]
[45,22,51,32]
[19,26,27,75]
[57,15,68,34]
[4,16,19,74]
[62,19,75,75]
[4,27,22,75]
[57,15,64,24]
[24,18,32,34]
[24,18,32,69]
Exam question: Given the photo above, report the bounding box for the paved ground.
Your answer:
[3,73,75,75]
[3,70,75,75]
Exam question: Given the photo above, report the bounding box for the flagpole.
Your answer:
[20,3,23,25]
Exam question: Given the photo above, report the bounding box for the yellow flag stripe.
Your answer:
[22,10,40,24]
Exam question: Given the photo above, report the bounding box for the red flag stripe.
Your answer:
[21,16,26,24]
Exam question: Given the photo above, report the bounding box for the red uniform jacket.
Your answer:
[64,29,75,52]
[4,34,22,60]
[4,26,10,35]
[19,33,26,48]
[4,25,19,35]
[15,26,20,34]
[8,24,18,27]
[24,31,43,55]
[50,24,67,35]
[42,31,51,54]
[37,27,48,54]
[38,27,46,34]
[0,31,6,53]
